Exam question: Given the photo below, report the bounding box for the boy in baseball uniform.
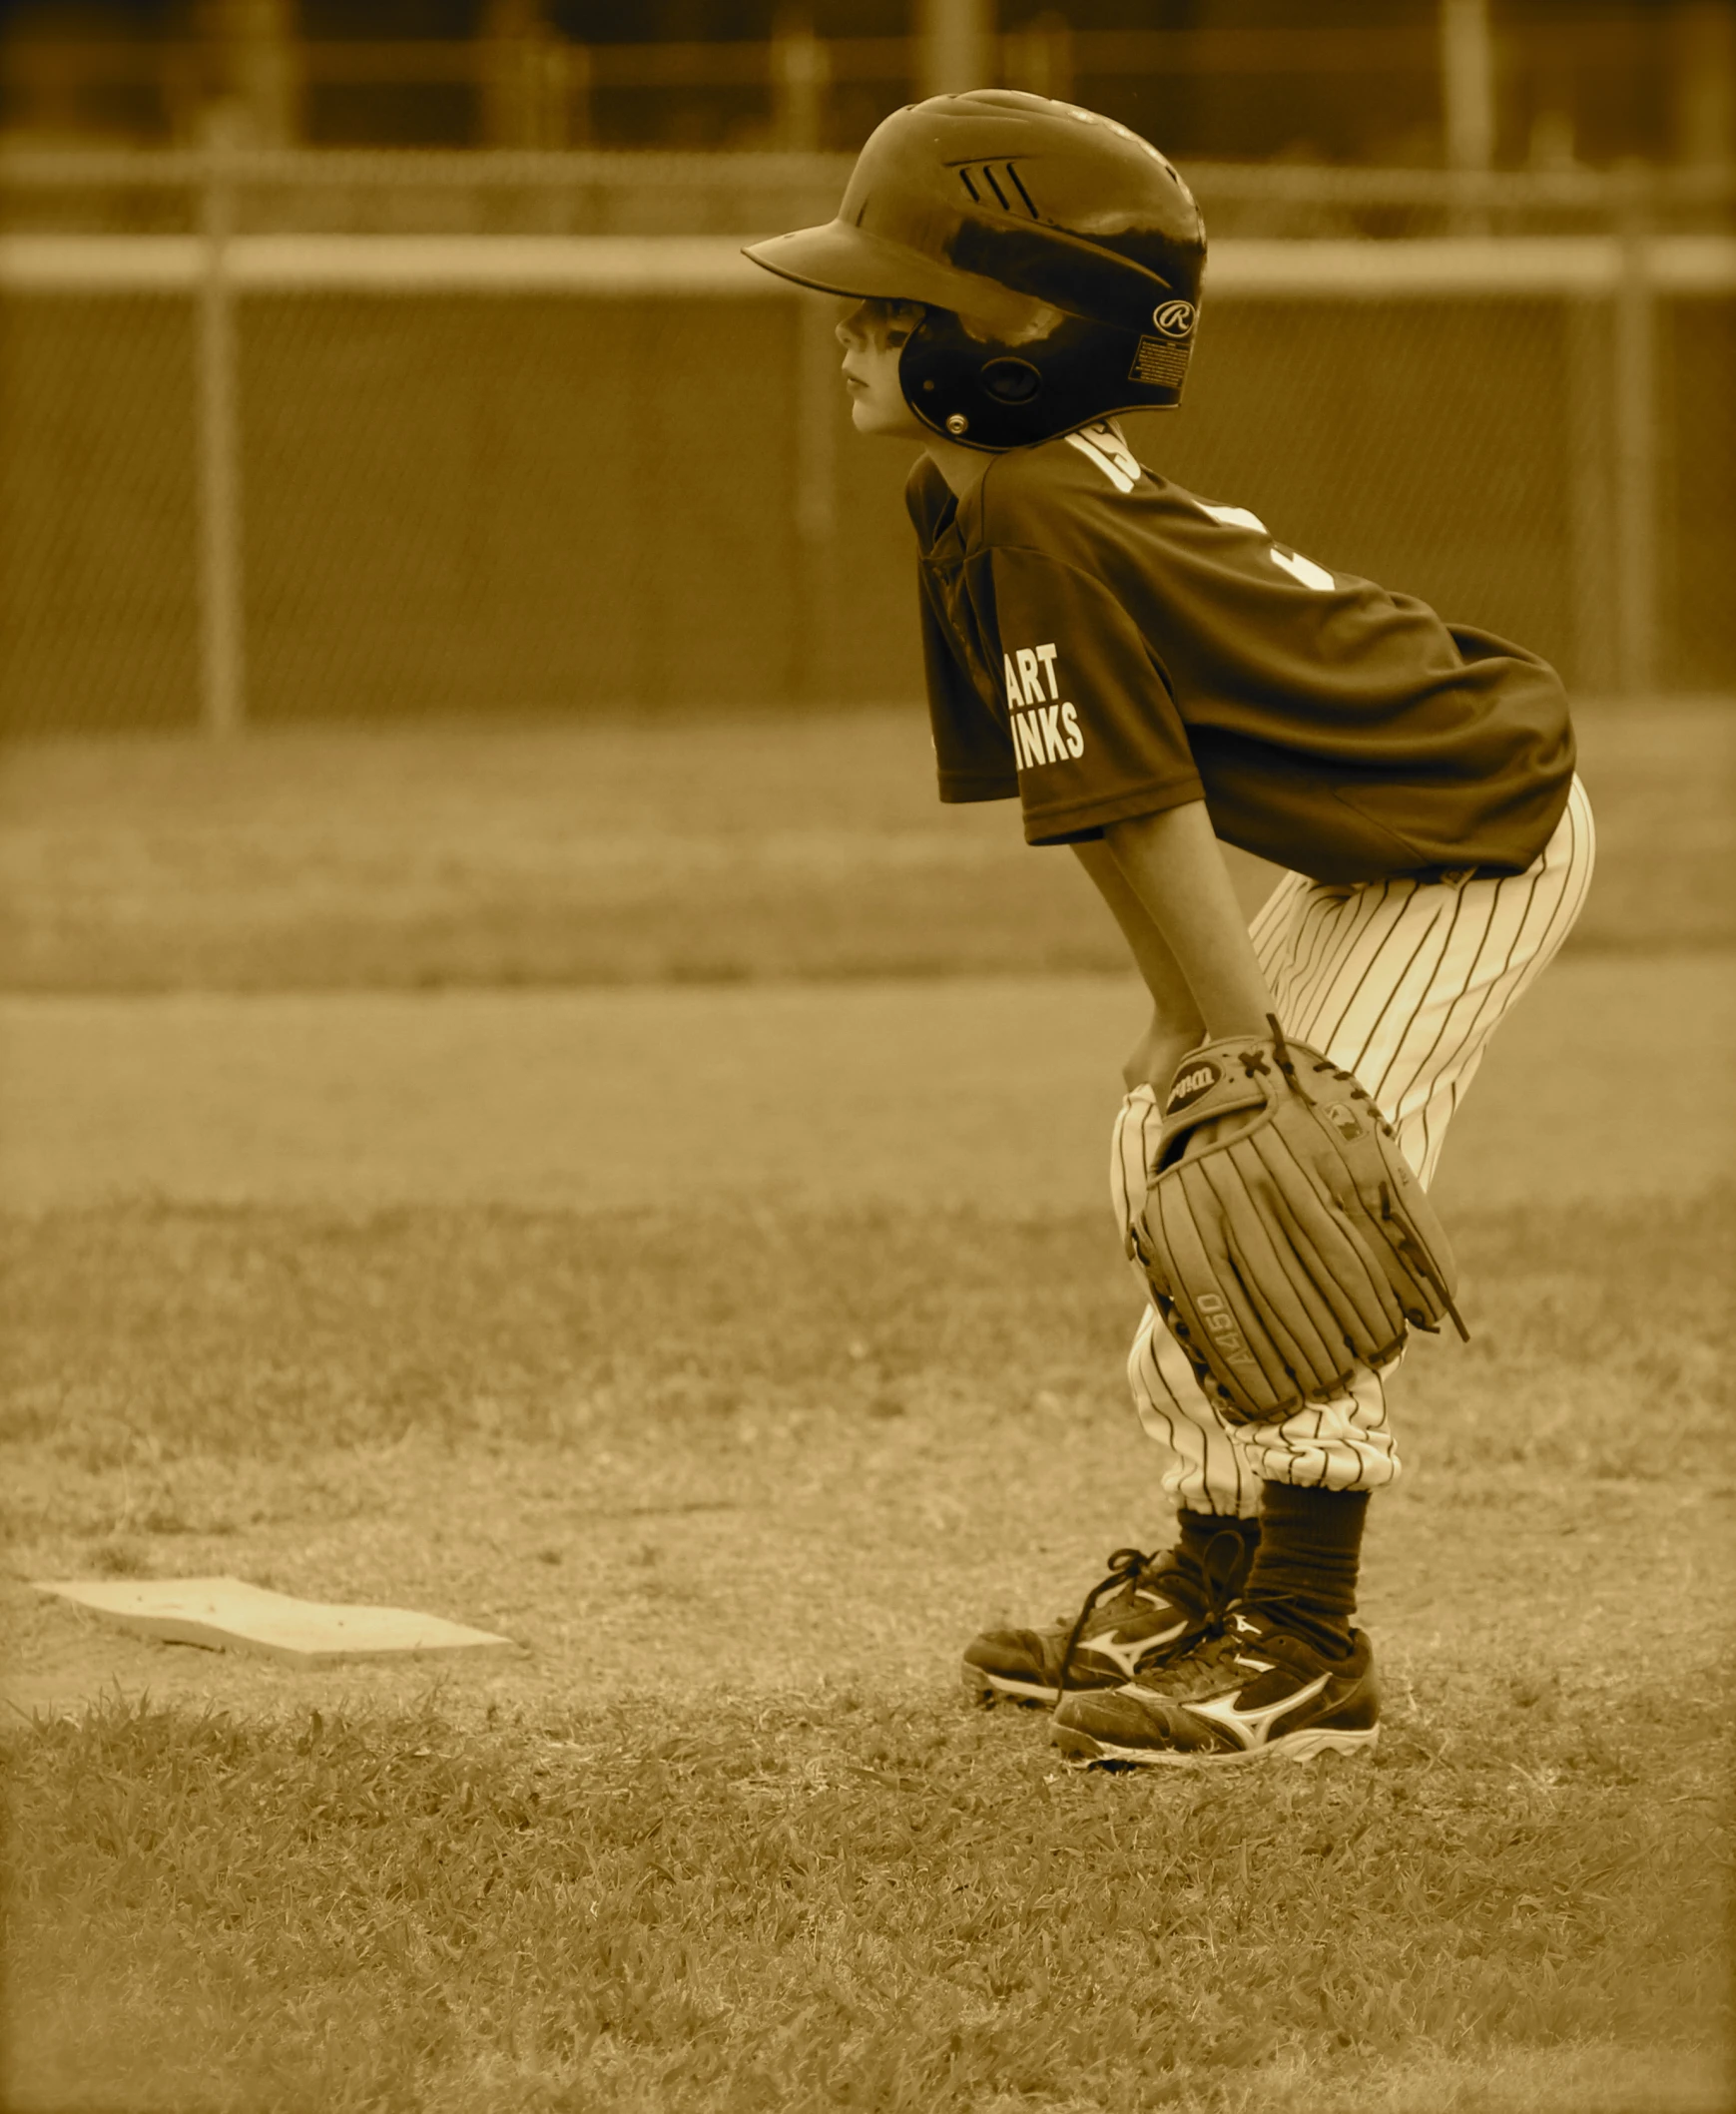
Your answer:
[745,90,1592,1767]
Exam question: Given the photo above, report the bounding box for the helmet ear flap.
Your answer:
[898,305,1180,449]
[980,357,1042,404]
[896,307,1043,426]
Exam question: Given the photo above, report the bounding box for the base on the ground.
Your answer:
[33,1575,517,1665]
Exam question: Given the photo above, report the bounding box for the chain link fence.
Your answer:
[1,153,1731,736]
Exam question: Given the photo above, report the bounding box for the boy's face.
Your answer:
[836,297,927,439]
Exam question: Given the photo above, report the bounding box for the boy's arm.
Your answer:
[1072,798,1277,1091]
[1070,838,1206,1090]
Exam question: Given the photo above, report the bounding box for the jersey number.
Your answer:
[1066,421,1141,494]
[1201,502,1335,592]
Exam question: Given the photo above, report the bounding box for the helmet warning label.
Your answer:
[1129,337,1190,387]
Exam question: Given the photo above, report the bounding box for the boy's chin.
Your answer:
[851,397,921,440]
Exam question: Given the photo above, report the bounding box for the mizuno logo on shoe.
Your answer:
[1187,1669,1332,1751]
[1085,1618,1188,1680]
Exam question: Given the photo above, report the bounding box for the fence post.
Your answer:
[793,298,839,704]
[1002,12,1074,102]
[197,107,247,736]
[1440,0,1494,234]
[544,37,590,149]
[1563,294,1615,694]
[772,18,830,153]
[1611,164,1658,698]
[917,0,991,99]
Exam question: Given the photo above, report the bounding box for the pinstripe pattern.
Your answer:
[1126,1307,1259,1517]
[1114,775,1595,1508]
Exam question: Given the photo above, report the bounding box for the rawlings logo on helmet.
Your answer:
[1151,299,1197,339]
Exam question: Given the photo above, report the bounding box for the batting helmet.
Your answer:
[743,89,1206,451]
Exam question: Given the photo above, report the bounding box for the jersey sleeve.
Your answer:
[976,544,1204,844]
[917,566,1019,803]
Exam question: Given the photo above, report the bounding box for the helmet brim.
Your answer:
[742,221,1041,338]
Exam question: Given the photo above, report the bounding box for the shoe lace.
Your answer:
[1137,1624,1252,1700]
[1052,1527,1250,1702]
[1051,1546,1147,1695]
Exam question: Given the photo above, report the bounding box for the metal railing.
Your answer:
[3,151,1732,734]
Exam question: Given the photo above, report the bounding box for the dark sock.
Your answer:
[1242,1485,1370,1658]
[1175,1508,1261,1602]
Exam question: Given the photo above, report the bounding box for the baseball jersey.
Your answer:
[907,420,1575,883]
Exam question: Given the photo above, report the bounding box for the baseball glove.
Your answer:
[1129,1017,1467,1421]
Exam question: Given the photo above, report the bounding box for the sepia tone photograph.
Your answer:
[1,0,1731,2108]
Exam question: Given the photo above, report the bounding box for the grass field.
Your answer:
[0,699,1730,992]
[2,706,1733,2112]
[3,1189,1733,2112]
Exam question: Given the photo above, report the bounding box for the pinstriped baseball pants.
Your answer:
[1109,774,1597,1511]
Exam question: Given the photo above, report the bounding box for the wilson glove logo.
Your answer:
[1165,1060,1221,1114]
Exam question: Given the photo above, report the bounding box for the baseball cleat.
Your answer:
[1049,1607,1379,1767]
[961,1532,1252,1707]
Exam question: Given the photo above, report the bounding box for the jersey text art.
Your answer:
[1011,702,1085,771]
[1003,643,1085,770]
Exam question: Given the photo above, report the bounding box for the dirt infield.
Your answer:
[2,954,1730,1220]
